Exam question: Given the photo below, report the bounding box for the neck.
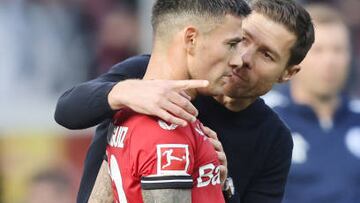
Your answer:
[143,42,197,99]
[214,95,257,112]
[290,84,339,122]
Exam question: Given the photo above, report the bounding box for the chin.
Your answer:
[223,87,243,98]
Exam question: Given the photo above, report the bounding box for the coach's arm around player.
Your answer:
[54,55,232,202]
[55,56,202,129]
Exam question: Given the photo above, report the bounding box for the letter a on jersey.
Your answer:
[157,144,190,175]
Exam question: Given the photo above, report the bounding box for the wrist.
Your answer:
[222,177,235,200]
[108,80,132,110]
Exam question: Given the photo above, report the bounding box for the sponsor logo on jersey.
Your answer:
[345,127,360,159]
[291,132,309,164]
[196,163,221,187]
[108,126,128,148]
[158,120,178,130]
[157,144,189,175]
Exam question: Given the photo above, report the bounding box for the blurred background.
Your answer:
[0,0,359,202]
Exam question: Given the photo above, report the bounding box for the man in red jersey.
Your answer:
[107,110,222,202]
[101,0,250,202]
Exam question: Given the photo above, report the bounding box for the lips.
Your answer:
[230,69,249,82]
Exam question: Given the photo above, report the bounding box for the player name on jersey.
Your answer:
[108,126,128,148]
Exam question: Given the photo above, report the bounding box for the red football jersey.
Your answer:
[106,109,224,203]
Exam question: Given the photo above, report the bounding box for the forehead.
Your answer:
[243,12,296,58]
[209,14,243,37]
[313,23,349,47]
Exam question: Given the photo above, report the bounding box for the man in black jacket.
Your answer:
[55,0,314,202]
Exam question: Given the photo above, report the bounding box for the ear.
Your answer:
[278,65,301,83]
[183,26,199,55]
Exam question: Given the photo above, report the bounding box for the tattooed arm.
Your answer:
[142,189,191,203]
[87,160,192,203]
[88,161,113,203]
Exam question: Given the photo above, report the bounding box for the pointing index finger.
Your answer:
[173,80,209,90]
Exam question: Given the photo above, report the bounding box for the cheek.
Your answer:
[203,56,229,77]
[192,64,222,82]
[333,57,350,76]
[249,67,284,94]
[252,62,283,84]
[334,66,350,87]
[206,68,226,84]
[205,43,230,62]
[297,65,318,80]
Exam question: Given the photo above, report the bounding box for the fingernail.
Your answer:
[194,110,199,117]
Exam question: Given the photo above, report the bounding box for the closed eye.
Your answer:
[228,42,238,49]
[226,38,242,49]
[264,52,273,60]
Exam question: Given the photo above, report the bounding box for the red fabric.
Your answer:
[106,110,225,203]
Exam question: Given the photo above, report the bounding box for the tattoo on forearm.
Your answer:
[142,189,191,203]
[88,161,114,203]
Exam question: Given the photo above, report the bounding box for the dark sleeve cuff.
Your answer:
[89,82,117,118]
[141,175,193,190]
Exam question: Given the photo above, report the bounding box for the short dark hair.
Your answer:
[249,0,315,67]
[151,0,251,33]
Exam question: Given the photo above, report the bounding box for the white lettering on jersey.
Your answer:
[291,132,309,164]
[197,163,221,188]
[345,127,360,159]
[157,144,190,175]
[158,120,178,130]
[109,126,128,148]
[109,155,128,203]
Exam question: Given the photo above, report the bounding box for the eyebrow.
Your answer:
[243,29,281,61]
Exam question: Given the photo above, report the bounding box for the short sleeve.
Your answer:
[128,118,195,190]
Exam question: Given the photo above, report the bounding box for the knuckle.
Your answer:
[182,99,191,107]
[162,114,171,122]
[147,104,157,112]
[159,88,168,96]
[154,98,163,106]
[168,116,180,124]
[175,108,183,116]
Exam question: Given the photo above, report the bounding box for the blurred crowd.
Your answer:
[0,0,359,203]
[0,0,139,129]
[264,3,360,202]
[0,0,138,97]
[299,0,360,97]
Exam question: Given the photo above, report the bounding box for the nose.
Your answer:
[240,49,252,70]
[229,48,243,69]
[230,47,252,72]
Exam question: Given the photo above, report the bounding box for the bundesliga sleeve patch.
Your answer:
[157,144,190,175]
[140,144,193,190]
